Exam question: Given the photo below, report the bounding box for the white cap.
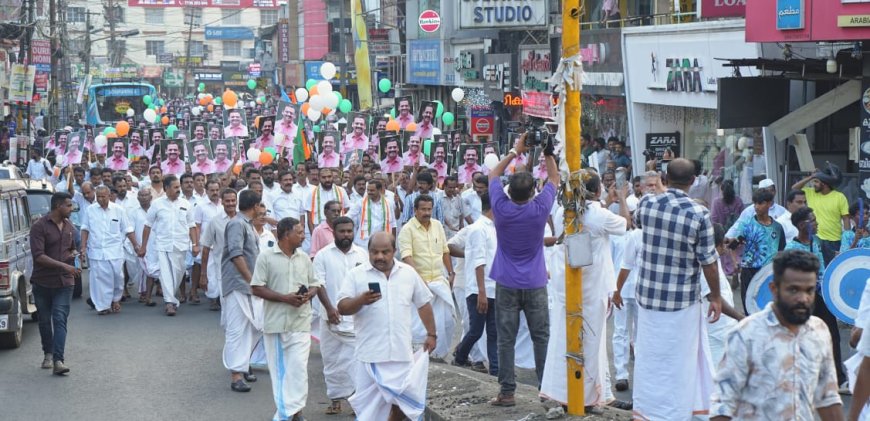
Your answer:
[626,195,639,213]
[759,179,775,189]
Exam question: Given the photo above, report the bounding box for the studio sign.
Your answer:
[460,0,548,29]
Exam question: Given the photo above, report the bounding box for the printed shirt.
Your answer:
[250,245,320,334]
[732,215,785,269]
[635,188,717,312]
[710,303,842,420]
[785,238,826,277]
[840,229,870,253]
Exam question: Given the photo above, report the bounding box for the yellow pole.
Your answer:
[562,0,584,416]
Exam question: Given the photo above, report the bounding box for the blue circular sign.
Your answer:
[822,248,870,325]
[746,264,774,314]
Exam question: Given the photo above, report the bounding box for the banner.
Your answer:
[351,0,373,109]
[860,78,870,201]
[521,91,554,119]
[31,40,51,65]
[9,64,35,103]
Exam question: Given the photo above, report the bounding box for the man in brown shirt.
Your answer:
[30,192,81,375]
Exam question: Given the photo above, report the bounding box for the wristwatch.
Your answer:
[508,148,518,156]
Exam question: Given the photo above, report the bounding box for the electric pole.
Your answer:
[105,0,118,66]
[183,7,196,93]
[49,0,57,129]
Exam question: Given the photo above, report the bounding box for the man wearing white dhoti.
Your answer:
[200,188,238,312]
[312,216,368,415]
[140,174,199,316]
[251,217,322,421]
[192,180,222,304]
[397,194,456,361]
[633,159,723,421]
[539,172,629,409]
[81,185,139,315]
[337,232,436,421]
[221,190,262,393]
[128,189,153,304]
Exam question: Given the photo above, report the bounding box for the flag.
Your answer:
[351,0,373,110]
[292,114,311,165]
[280,87,292,103]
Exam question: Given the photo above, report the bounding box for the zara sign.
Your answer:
[459,0,548,30]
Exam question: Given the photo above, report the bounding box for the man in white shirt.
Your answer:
[337,232,436,421]
[776,189,808,243]
[347,179,395,247]
[25,149,52,181]
[128,189,153,304]
[81,186,138,315]
[200,188,238,312]
[304,169,348,234]
[140,174,198,316]
[462,175,488,224]
[271,170,303,221]
[313,216,369,415]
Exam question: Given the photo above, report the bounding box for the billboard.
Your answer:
[746,0,870,42]
[408,39,442,85]
[459,0,548,29]
[204,26,254,40]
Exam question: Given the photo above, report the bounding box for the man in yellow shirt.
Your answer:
[791,166,850,265]
[398,194,455,362]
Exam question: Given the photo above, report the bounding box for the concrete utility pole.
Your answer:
[105,0,118,66]
[183,7,196,93]
[562,0,584,416]
[48,0,57,128]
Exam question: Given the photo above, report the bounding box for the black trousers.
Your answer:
[739,267,761,316]
[813,292,847,385]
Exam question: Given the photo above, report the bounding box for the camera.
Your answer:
[523,122,551,148]
[642,149,654,159]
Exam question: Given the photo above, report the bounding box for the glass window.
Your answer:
[260,10,277,26]
[222,41,241,57]
[222,9,241,25]
[67,7,86,23]
[2,199,12,239]
[145,8,164,25]
[184,7,203,26]
[146,40,165,56]
[188,41,204,57]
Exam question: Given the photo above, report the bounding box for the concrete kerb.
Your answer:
[424,362,632,420]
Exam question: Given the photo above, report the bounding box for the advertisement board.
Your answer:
[459,0,548,29]
[408,39,442,85]
[31,40,51,65]
[859,78,870,201]
[700,0,746,18]
[204,26,254,40]
[645,132,681,162]
[9,64,35,103]
[127,0,278,7]
[747,0,870,41]
[470,106,495,135]
[521,91,554,120]
[519,45,551,93]
[579,28,624,97]
[484,53,513,102]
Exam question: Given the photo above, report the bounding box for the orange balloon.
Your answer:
[115,121,130,136]
[253,116,261,128]
[385,119,400,132]
[232,163,242,175]
[161,116,169,125]
[321,107,332,116]
[301,103,310,116]
[222,90,238,108]
[160,106,167,113]
[308,86,319,97]
[204,95,213,103]
[405,122,417,132]
[107,132,118,138]
[207,104,214,112]
[259,151,274,165]
[199,97,208,106]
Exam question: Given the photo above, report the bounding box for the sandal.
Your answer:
[111,302,121,313]
[607,400,633,410]
[179,295,187,304]
[138,293,147,303]
[189,294,201,305]
[165,304,176,316]
[97,310,110,316]
[325,400,341,415]
[145,300,156,307]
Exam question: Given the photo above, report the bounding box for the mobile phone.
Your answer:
[615,170,627,189]
[728,236,745,250]
[296,285,308,296]
[368,282,381,294]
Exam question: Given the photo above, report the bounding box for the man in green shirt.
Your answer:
[791,166,850,265]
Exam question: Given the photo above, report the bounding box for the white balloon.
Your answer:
[307,108,322,121]
[249,101,256,108]
[246,148,261,161]
[198,93,206,99]
[316,80,333,95]
[432,127,442,136]
[190,106,201,116]
[484,153,499,170]
[451,87,465,102]
[320,62,337,80]
[324,92,339,109]
[309,95,322,111]
[143,109,157,123]
[126,108,135,117]
[94,135,108,149]
[295,88,309,103]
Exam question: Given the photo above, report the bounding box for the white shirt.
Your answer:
[701,260,738,344]
[464,216,497,299]
[200,211,233,289]
[776,210,798,243]
[271,189,304,220]
[337,261,433,363]
[347,195,395,247]
[81,202,133,260]
[194,200,222,237]
[25,158,51,180]
[126,205,151,255]
[113,193,139,214]
[582,201,627,299]
[191,190,208,207]
[618,228,643,300]
[304,185,349,225]
[461,189,481,223]
[313,243,369,333]
[145,196,195,252]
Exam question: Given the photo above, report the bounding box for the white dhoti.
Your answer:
[452,281,487,363]
[349,350,429,421]
[156,250,185,305]
[124,249,146,295]
[144,248,160,279]
[633,303,713,421]
[222,291,261,373]
[264,332,311,421]
[412,280,455,359]
[612,298,638,381]
[88,258,125,312]
[319,324,357,400]
[204,266,221,300]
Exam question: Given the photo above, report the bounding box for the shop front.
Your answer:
[580,27,628,142]
[519,43,554,121]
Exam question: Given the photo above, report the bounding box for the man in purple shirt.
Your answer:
[488,132,559,407]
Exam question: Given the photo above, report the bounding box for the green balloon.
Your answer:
[390,107,396,118]
[247,79,257,90]
[442,112,455,126]
[312,125,322,133]
[339,99,352,113]
[197,83,205,92]
[306,79,317,90]
[264,147,277,157]
[214,97,222,106]
[435,101,444,119]
[423,139,433,156]
[103,127,116,135]
[378,78,392,93]
[143,95,153,106]
[166,124,178,136]
[333,91,343,103]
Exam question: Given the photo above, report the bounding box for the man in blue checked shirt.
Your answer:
[632,159,723,421]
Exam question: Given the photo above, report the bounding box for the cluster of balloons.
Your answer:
[246,146,279,165]
[291,62,355,123]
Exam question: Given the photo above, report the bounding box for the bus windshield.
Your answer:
[87,83,156,125]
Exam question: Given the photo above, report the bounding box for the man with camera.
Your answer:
[488,131,559,407]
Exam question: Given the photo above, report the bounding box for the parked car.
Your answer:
[0,179,38,348]
[0,162,26,180]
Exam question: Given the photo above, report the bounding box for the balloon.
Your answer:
[198,82,205,92]
[308,85,319,97]
[333,91,343,103]
[126,108,135,117]
[306,79,317,90]
[232,163,242,175]
[390,107,396,118]
[256,97,263,105]
[320,62,337,80]
[249,101,256,108]
[432,127,442,136]
[143,95,153,105]
[307,108,322,121]
[338,99,352,113]
[166,124,178,137]
[107,132,118,139]
[222,90,238,108]
[328,108,337,116]
[214,97,222,106]
[207,104,214,112]
[264,147,277,158]
[115,121,130,136]
[451,88,465,102]
[161,116,170,125]
[295,88,309,103]
[423,139,433,156]
[316,80,333,95]
[406,122,417,132]
[191,106,201,116]
[309,94,323,110]
[143,109,157,123]
[484,153,499,170]
[378,78,391,93]
[324,92,339,109]
[312,125,322,133]
[198,93,206,100]
[247,79,257,90]
[321,107,332,116]
[160,106,167,114]
[259,151,274,165]
[385,119,400,132]
[246,148,261,161]
[442,112,455,126]
[301,103,310,116]
[199,97,208,106]
[103,127,115,136]
[94,135,108,149]
[435,101,444,119]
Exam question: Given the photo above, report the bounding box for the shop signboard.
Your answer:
[859,78,870,201]
[141,66,163,78]
[194,70,223,82]
[471,106,495,135]
[367,28,398,56]
[157,53,175,64]
[103,65,140,79]
[127,0,278,8]
[484,53,513,101]
[305,61,354,85]
[222,71,249,87]
[521,91,554,120]
[164,69,184,87]
[645,132,681,163]
[278,22,290,64]
[700,0,746,18]
[205,26,254,40]
[519,45,551,93]
[31,40,51,65]
[453,48,483,83]
[747,0,870,41]
[9,64,35,103]
[578,28,624,97]
[459,0,548,29]
[408,39,442,85]
[34,71,48,93]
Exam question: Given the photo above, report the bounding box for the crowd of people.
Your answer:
[22,91,870,421]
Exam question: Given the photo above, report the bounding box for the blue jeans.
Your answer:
[495,284,549,394]
[454,294,498,375]
[33,284,72,362]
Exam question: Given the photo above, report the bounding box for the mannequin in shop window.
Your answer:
[601,0,620,27]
